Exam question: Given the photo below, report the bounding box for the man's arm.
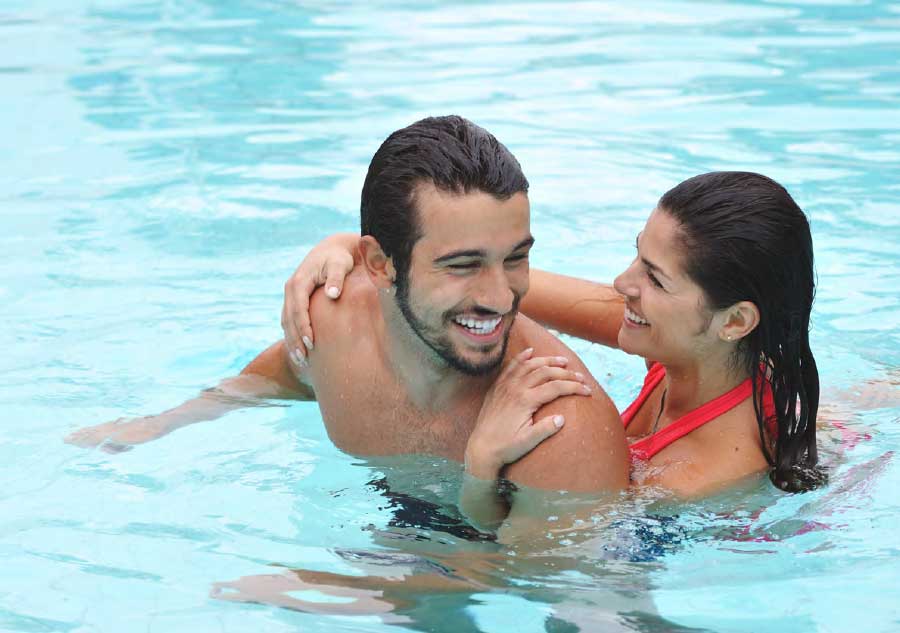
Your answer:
[502,383,629,492]
[520,270,624,349]
[65,342,315,451]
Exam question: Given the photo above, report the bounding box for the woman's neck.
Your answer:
[659,355,748,420]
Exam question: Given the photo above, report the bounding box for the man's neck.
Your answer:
[376,295,497,413]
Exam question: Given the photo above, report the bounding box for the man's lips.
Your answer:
[452,314,505,343]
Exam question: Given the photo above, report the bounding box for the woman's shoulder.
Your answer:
[641,399,769,497]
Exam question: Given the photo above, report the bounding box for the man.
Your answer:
[66,115,628,496]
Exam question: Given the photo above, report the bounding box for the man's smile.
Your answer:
[451,314,506,344]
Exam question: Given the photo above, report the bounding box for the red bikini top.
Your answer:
[621,363,776,461]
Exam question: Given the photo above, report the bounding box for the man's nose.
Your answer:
[473,265,515,314]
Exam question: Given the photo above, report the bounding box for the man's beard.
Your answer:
[394,273,518,376]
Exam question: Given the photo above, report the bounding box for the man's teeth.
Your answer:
[625,307,649,326]
[454,316,502,335]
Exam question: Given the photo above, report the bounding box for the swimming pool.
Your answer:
[2,1,898,631]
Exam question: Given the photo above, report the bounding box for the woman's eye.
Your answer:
[647,270,663,288]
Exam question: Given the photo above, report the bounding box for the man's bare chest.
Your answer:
[309,365,481,461]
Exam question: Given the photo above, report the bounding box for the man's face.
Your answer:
[394,183,532,376]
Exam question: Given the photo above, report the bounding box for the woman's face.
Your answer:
[613,208,723,364]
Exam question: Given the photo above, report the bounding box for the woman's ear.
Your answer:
[359,236,395,290]
[719,301,760,342]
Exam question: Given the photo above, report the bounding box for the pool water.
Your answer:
[2,1,899,632]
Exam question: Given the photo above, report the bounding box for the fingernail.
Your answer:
[556,356,568,364]
[302,336,314,351]
[553,415,565,428]
[326,286,340,299]
[523,347,534,356]
[580,384,592,394]
[574,372,585,381]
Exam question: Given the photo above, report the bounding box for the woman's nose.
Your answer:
[613,262,640,298]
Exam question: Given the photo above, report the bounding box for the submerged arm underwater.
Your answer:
[64,341,314,452]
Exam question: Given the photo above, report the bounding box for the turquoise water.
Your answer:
[2,1,899,631]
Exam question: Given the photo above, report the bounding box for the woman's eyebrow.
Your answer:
[642,255,671,281]
[636,232,672,281]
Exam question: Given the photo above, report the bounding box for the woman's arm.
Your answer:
[520,270,624,348]
[282,234,626,351]
[459,349,590,532]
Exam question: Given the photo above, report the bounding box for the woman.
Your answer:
[284,171,825,498]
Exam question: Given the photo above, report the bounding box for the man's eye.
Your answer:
[505,255,528,266]
[447,262,478,270]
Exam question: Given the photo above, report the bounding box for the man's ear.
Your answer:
[359,236,396,290]
[718,300,760,343]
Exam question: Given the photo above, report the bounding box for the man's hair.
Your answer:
[360,115,529,281]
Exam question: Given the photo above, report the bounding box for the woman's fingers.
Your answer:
[500,347,534,378]
[283,251,355,362]
[521,414,566,451]
[521,365,585,389]
[323,253,354,300]
[283,275,315,363]
[502,352,568,382]
[496,414,566,465]
[528,379,592,408]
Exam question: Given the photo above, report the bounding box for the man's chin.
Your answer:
[445,343,507,376]
[449,356,504,376]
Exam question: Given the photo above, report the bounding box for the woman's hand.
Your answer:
[282,233,359,366]
[464,348,592,481]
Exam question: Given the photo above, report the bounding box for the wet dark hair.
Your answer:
[359,115,529,285]
[659,171,826,492]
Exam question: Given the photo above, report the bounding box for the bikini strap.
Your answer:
[630,379,755,461]
[621,362,666,429]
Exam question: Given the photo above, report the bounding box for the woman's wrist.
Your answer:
[464,445,503,481]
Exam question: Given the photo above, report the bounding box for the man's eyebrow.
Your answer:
[434,236,535,263]
[434,249,485,263]
[512,236,536,252]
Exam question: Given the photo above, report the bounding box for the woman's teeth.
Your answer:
[625,307,649,326]
[454,316,502,335]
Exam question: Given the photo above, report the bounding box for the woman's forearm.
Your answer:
[521,269,624,348]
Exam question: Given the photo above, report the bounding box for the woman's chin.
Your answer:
[617,328,648,358]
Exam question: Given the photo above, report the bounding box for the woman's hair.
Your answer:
[659,172,826,492]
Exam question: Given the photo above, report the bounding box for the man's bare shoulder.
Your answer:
[503,315,630,492]
[508,315,614,405]
[308,269,380,345]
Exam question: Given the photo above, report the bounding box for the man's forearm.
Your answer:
[66,342,315,451]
